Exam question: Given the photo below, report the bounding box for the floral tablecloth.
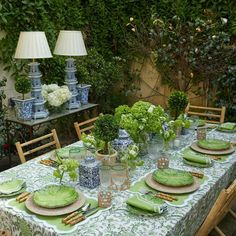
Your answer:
[0,129,236,236]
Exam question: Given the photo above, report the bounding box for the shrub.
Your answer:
[93,114,119,154]
[15,77,31,100]
[168,91,188,119]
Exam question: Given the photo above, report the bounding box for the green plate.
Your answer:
[182,148,211,165]
[183,159,212,168]
[196,119,206,127]
[33,185,78,209]
[152,169,194,187]
[0,187,26,198]
[0,179,25,194]
[197,139,230,150]
[55,147,72,159]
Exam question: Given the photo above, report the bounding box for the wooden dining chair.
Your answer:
[185,103,226,124]
[15,129,61,164]
[74,117,98,140]
[196,180,236,236]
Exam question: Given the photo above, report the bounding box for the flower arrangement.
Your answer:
[42,84,72,107]
[159,121,176,150]
[120,144,144,169]
[81,133,104,151]
[115,101,168,143]
[53,154,79,183]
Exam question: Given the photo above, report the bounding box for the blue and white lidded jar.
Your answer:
[79,156,100,189]
[112,129,133,152]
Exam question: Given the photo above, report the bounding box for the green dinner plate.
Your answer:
[0,179,25,194]
[197,139,230,150]
[0,187,26,198]
[33,185,79,209]
[182,148,211,165]
[152,169,194,187]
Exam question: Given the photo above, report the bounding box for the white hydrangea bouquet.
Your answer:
[42,84,72,111]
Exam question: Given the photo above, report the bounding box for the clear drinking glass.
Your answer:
[98,165,112,208]
[99,165,112,188]
[69,147,87,163]
[111,164,127,191]
[148,139,158,160]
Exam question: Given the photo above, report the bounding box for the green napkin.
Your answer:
[182,148,211,164]
[220,122,236,130]
[126,194,165,213]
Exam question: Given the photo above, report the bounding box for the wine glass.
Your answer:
[111,164,127,191]
[69,147,87,163]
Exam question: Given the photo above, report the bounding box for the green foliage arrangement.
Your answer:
[93,114,119,155]
[115,101,168,143]
[81,133,104,152]
[168,91,189,120]
[53,154,79,184]
[120,144,144,169]
[14,77,31,100]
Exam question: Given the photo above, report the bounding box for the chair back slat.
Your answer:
[74,117,98,140]
[185,103,226,124]
[15,129,61,164]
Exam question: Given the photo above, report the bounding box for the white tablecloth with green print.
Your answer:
[0,129,236,236]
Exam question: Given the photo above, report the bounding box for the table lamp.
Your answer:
[15,31,52,119]
[54,30,87,109]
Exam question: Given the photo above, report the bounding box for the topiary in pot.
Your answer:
[168,91,189,120]
[15,76,31,100]
[12,76,34,120]
[94,114,119,164]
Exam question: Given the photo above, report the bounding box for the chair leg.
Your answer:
[214,226,225,236]
[229,209,236,219]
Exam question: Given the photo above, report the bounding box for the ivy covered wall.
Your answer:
[0,0,235,119]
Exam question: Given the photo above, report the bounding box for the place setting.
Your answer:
[0,179,26,198]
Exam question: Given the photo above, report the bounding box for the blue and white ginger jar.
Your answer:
[79,156,100,189]
[112,129,133,158]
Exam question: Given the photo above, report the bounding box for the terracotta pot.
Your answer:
[96,149,117,165]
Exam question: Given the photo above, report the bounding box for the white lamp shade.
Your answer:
[14,32,52,59]
[54,30,87,56]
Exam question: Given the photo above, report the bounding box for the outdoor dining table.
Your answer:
[0,128,235,236]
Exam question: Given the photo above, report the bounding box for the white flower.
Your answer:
[129,150,136,156]
[148,105,155,113]
[221,18,228,24]
[139,125,144,130]
[212,35,216,39]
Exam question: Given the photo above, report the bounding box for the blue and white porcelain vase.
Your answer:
[79,156,100,189]
[112,129,133,158]
[12,97,35,120]
[77,84,91,105]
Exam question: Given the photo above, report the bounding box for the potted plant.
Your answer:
[168,91,189,120]
[94,114,119,165]
[12,76,35,120]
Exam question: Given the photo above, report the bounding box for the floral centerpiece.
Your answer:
[42,84,72,112]
[159,121,176,150]
[115,101,168,155]
[53,154,79,184]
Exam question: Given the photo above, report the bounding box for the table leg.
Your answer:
[6,120,12,167]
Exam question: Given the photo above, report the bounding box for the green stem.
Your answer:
[104,142,109,155]
[59,171,65,184]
